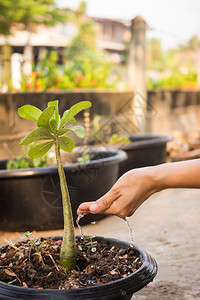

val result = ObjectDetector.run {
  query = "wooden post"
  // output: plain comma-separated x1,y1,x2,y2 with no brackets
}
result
23,29,33,76
38,46,46,61
128,16,148,133
2,43,12,91
23,44,33,76
197,43,200,88
83,111,90,145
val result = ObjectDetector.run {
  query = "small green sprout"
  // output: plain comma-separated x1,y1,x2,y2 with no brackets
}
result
77,150,90,163
20,231,44,249
108,134,130,145
20,231,33,239
18,100,91,270
84,236,98,249
7,145,51,170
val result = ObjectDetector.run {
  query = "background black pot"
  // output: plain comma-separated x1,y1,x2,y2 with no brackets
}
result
117,134,171,177
0,236,157,300
0,149,127,231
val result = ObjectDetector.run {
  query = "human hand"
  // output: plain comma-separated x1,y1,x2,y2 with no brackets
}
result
77,167,158,218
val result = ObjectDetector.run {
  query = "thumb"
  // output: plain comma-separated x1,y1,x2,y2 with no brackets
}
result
89,195,112,214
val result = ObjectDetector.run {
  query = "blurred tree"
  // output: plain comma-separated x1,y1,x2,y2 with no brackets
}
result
14,0,68,29
76,1,86,15
0,0,18,90
0,0,68,88
0,0,68,34
146,38,165,71
187,35,199,51
15,0,68,76
0,1,16,35
64,1,115,88
164,49,179,71
146,35,200,88
65,19,96,60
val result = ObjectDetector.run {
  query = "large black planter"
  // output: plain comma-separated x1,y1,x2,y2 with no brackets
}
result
0,236,157,300
118,134,171,177
0,149,127,231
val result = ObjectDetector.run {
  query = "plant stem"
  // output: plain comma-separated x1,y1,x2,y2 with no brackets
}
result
55,140,77,270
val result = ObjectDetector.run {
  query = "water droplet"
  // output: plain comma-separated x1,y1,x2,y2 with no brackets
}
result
91,247,97,253
76,214,85,238
87,279,97,285
124,217,134,246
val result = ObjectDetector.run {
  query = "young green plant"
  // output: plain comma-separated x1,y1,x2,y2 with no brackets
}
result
18,100,91,270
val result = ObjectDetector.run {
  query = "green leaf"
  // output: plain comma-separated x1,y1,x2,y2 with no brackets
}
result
60,111,76,126
18,105,42,122
20,128,54,146
57,126,85,138
69,117,76,123
69,126,85,138
57,128,70,136
28,141,54,159
37,106,55,132
60,101,91,128
50,119,58,133
59,136,75,153
48,100,60,129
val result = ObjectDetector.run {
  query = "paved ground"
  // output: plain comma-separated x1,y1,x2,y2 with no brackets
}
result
0,188,200,299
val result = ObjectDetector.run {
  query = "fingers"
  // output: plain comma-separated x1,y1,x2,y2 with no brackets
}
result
77,189,117,215
94,195,113,213
76,200,107,214
77,202,93,215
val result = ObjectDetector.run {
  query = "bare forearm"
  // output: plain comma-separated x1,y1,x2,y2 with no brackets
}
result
77,159,200,218
152,159,200,191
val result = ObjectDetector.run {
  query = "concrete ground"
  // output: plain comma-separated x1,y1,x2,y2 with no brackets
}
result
0,188,200,299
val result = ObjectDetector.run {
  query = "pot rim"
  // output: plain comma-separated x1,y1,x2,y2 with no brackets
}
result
0,149,127,179
114,134,172,150
0,235,157,295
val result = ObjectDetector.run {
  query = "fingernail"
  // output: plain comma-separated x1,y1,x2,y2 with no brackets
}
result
90,203,99,212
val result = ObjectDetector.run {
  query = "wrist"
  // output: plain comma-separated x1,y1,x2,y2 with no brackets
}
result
151,162,179,191
127,165,164,194
146,164,169,193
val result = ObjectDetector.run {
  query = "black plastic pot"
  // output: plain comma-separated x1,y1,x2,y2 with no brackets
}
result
118,134,171,177
0,149,127,231
0,236,157,300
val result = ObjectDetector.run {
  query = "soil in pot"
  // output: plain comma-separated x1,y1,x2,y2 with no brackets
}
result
0,236,157,300
0,236,142,289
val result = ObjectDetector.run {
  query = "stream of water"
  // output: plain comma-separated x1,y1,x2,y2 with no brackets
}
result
76,214,135,247
76,214,85,238
124,217,134,247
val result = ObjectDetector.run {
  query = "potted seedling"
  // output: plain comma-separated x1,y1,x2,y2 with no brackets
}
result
0,102,127,231
0,100,157,299
18,100,93,269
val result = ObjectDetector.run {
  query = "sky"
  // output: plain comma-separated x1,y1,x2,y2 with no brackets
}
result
57,0,200,50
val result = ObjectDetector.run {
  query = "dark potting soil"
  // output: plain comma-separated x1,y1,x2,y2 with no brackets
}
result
0,236,142,289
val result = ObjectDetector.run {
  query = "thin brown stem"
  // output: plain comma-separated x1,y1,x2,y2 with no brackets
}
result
55,140,77,270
